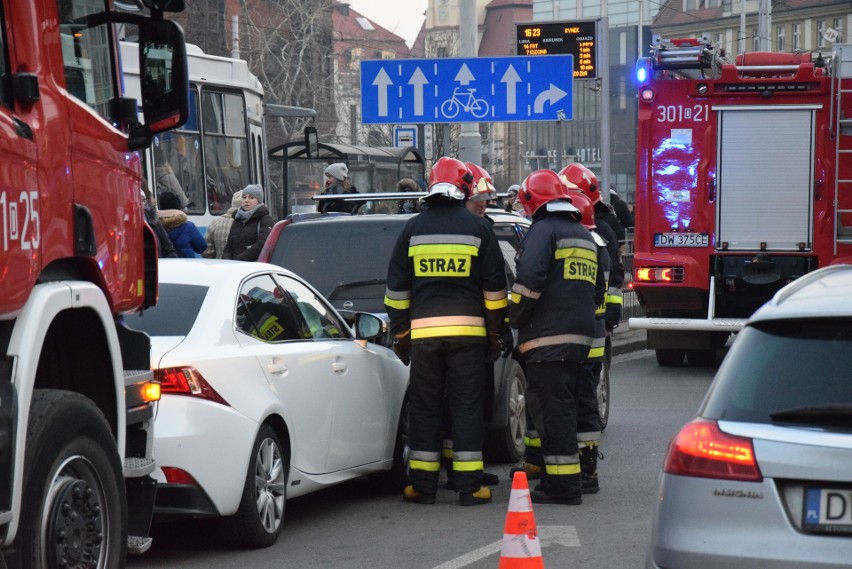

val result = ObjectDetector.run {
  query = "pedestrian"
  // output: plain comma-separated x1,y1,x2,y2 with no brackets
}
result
203,192,243,259
504,184,521,214
223,184,274,261
157,191,206,258
510,169,603,505
464,162,497,218
154,143,189,209
385,156,511,506
609,184,633,229
318,162,359,214
396,177,421,214
564,190,609,495
141,180,178,258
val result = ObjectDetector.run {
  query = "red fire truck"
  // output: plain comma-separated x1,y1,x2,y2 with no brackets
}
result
629,37,852,366
0,1,188,566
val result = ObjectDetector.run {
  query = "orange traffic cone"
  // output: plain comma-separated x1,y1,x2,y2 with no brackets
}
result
498,471,545,569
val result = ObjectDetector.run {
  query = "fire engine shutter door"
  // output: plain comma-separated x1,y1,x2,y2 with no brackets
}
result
716,107,815,251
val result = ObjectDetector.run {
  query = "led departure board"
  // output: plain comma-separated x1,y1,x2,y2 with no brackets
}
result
516,21,598,79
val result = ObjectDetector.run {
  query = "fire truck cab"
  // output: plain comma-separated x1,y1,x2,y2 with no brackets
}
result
630,36,852,366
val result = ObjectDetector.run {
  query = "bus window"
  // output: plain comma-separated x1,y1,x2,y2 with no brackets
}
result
153,88,203,214
203,90,249,214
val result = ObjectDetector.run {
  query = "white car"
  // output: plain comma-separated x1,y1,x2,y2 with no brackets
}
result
125,259,409,548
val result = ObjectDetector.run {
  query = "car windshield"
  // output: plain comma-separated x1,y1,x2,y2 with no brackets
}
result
702,319,852,427
124,283,208,337
269,219,404,301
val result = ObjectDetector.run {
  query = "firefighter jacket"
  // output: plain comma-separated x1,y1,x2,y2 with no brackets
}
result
593,219,624,330
510,211,604,363
384,200,509,342
588,230,610,361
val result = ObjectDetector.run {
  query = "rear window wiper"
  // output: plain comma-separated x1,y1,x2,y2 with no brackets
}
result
328,279,386,299
770,405,852,428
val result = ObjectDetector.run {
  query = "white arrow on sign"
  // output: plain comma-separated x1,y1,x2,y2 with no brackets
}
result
372,68,393,117
533,83,568,114
408,67,429,116
501,64,522,115
454,63,475,86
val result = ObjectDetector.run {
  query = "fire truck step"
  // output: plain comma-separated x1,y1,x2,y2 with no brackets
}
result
127,535,153,555
124,456,156,478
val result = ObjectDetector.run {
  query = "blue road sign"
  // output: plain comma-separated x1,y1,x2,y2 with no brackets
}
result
360,55,573,125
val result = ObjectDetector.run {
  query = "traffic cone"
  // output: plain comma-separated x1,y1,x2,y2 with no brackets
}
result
498,471,545,569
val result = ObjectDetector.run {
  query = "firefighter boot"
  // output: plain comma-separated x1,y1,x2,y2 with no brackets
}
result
459,486,492,506
402,485,436,505
580,444,603,494
509,462,543,481
446,471,499,490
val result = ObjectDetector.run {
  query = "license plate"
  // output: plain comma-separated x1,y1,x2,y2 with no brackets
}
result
803,487,852,534
654,232,709,247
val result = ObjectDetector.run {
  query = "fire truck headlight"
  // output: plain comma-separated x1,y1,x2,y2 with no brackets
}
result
640,88,655,103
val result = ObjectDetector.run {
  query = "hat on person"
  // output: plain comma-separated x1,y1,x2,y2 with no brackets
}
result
507,184,520,197
158,191,181,211
242,184,264,202
230,192,244,208
324,162,349,181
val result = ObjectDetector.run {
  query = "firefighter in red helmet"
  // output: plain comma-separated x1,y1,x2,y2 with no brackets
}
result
464,162,497,218
385,156,511,506
510,169,604,505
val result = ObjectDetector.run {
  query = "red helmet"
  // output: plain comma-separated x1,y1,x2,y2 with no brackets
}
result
464,162,497,202
559,163,600,204
427,157,474,200
518,169,578,218
567,190,596,230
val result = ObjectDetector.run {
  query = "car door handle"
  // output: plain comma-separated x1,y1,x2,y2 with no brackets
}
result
267,363,288,375
331,361,347,373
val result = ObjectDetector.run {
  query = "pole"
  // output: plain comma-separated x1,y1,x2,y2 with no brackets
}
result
231,15,240,59
739,0,746,54
758,0,771,51
637,0,644,58
599,3,611,202
457,0,482,164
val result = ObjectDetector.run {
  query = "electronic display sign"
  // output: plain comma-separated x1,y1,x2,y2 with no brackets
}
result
516,20,597,79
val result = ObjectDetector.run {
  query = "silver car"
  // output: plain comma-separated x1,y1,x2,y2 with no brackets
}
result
647,264,852,568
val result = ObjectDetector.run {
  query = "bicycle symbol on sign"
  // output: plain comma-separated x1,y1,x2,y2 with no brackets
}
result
440,87,490,119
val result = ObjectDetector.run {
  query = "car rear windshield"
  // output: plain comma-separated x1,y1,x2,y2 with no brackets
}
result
124,283,208,337
268,219,405,300
702,319,852,426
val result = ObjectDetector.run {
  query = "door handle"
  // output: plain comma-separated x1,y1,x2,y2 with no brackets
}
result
267,363,287,375
331,361,347,373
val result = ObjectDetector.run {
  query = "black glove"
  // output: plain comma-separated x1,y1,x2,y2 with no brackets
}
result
487,334,503,363
501,328,514,357
393,331,411,366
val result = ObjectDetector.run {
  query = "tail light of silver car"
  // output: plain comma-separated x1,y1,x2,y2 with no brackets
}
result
155,366,230,406
663,418,762,482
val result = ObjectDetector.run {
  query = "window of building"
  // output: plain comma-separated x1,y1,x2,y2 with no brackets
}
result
776,25,785,52
619,31,626,65
714,32,722,49
792,23,801,51
355,17,374,31
818,20,826,48
834,18,844,42
436,46,449,58
752,29,759,52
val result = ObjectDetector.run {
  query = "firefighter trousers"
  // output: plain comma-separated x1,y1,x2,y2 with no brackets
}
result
525,360,582,498
577,360,602,444
408,339,487,495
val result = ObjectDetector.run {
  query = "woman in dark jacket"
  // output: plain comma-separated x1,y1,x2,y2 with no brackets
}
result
223,184,274,261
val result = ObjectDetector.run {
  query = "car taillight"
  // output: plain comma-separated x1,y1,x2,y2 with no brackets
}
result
663,418,762,482
161,467,199,486
635,266,685,283
155,367,230,406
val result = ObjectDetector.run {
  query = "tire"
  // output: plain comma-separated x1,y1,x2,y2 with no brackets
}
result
485,359,526,463
18,390,127,569
598,335,612,431
656,348,686,367
221,424,287,549
369,395,410,492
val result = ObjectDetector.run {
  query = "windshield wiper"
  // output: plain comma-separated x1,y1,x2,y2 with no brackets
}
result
770,404,852,427
328,278,386,299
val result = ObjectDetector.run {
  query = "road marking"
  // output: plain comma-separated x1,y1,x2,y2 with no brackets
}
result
432,526,579,569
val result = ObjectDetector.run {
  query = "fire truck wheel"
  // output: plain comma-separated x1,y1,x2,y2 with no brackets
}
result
19,390,126,569
220,424,287,549
687,349,717,367
655,349,686,367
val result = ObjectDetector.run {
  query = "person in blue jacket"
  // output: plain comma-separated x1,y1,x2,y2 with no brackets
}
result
157,191,207,258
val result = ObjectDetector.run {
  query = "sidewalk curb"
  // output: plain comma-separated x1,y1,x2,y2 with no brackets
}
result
611,327,646,357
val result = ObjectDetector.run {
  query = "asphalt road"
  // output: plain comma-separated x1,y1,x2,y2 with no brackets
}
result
129,348,718,569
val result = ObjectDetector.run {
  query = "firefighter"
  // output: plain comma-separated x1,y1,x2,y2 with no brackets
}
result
560,163,624,333
510,169,603,505
464,162,498,218
385,156,511,506
565,189,609,494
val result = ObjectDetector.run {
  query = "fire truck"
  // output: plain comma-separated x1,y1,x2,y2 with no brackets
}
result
629,36,852,367
0,1,188,567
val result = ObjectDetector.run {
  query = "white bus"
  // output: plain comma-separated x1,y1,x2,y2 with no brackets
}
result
121,41,267,232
